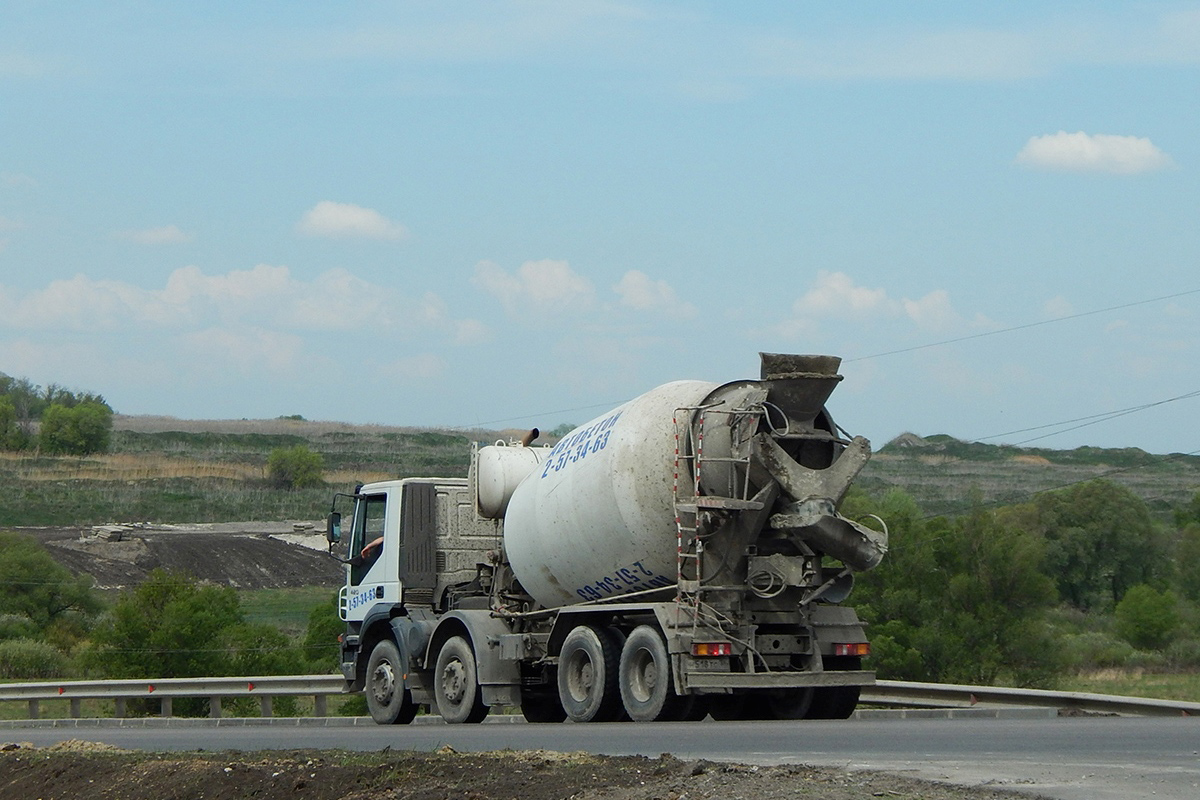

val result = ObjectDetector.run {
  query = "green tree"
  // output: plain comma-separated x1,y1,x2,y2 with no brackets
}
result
1114,584,1180,650
85,570,243,680
38,401,114,455
1176,524,1200,603
0,532,101,630
0,396,30,450
1009,479,1167,611
84,570,307,716
302,592,344,673
1176,491,1200,528
267,444,324,489
846,489,1060,686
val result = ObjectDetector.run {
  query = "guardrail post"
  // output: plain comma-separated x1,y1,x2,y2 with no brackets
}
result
114,698,126,718
160,696,172,717
70,698,81,718
209,696,222,719
27,699,38,720
314,695,327,717
259,696,273,718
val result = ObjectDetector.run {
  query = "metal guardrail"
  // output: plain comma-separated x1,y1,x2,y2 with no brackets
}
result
868,680,1200,717
1,675,1197,720
0,675,346,720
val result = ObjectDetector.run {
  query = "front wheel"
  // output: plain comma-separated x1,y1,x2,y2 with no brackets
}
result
434,635,489,723
618,625,693,722
364,639,417,725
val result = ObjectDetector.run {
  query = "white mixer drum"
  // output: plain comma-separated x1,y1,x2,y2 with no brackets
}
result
502,380,718,608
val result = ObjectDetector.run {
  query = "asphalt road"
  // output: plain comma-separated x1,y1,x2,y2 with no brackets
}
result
8,715,1199,799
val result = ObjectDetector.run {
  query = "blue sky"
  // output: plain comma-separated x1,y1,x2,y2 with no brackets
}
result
2,2,1198,453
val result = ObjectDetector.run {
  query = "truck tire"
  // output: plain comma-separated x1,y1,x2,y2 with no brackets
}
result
434,635,489,724
757,687,814,720
364,639,418,725
618,625,694,722
557,625,622,723
807,656,861,719
520,690,567,723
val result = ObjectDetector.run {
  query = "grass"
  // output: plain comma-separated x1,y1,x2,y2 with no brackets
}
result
1058,669,1200,703
238,586,336,638
0,415,485,527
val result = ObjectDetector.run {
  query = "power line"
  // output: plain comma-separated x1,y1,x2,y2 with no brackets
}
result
973,390,1200,446
845,287,1200,363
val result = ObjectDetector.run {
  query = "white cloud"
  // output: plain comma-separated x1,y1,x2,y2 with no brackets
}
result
381,353,445,381
183,327,303,375
0,216,25,231
296,201,408,240
1015,131,1173,174
754,27,1042,82
778,271,969,338
1,172,37,188
0,52,46,79
1043,296,1075,318
613,270,696,318
0,265,462,335
473,259,594,316
114,224,194,245
902,290,960,330
793,271,891,317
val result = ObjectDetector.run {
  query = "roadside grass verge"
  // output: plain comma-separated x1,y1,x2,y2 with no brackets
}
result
1058,669,1200,703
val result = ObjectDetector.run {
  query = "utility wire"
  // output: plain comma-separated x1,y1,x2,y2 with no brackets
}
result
845,287,1200,363
972,390,1200,447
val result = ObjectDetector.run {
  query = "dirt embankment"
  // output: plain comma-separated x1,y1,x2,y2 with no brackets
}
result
0,743,1043,800
17,524,342,590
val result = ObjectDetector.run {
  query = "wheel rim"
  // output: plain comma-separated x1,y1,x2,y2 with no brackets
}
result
565,651,596,703
441,659,467,704
370,660,395,705
628,647,655,703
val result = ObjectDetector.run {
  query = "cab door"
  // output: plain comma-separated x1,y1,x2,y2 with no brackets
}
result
342,490,398,622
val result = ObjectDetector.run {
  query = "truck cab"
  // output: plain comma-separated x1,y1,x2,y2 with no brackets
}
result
330,477,513,723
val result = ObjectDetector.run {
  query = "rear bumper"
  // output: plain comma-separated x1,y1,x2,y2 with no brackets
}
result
684,669,875,690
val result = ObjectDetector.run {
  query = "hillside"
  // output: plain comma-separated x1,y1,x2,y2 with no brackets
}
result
865,432,1200,518
3,416,1198,532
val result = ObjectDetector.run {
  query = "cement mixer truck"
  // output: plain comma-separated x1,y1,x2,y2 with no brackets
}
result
326,353,887,724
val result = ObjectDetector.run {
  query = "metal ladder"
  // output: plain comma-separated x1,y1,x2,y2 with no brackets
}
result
671,404,764,634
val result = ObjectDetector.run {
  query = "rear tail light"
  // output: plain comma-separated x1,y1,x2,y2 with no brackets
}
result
834,642,870,657
692,642,733,657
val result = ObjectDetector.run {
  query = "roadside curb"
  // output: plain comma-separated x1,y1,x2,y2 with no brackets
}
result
0,707,1059,729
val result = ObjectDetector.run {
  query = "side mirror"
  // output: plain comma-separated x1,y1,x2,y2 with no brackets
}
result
326,512,342,543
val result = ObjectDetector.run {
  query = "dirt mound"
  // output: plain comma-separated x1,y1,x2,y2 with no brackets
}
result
19,525,342,590
0,747,1041,800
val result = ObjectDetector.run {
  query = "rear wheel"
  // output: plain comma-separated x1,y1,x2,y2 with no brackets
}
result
761,687,815,720
558,625,623,722
364,639,417,725
619,625,693,721
807,656,862,719
706,694,749,721
434,635,489,724
520,691,567,723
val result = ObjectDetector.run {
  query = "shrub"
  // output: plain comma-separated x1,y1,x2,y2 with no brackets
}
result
0,638,64,680
1060,631,1136,671
38,401,113,455
267,445,324,489
1115,584,1180,650
302,592,343,674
